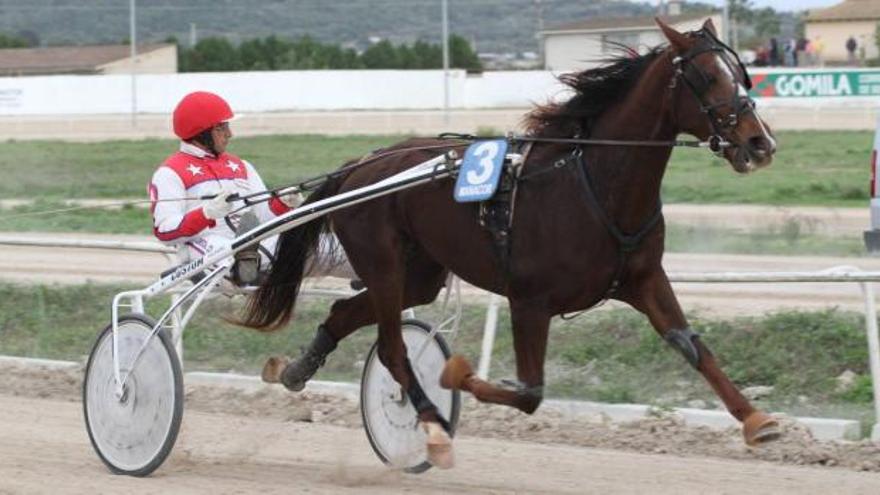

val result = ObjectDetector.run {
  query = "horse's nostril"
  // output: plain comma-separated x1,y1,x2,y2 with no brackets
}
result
748,136,775,156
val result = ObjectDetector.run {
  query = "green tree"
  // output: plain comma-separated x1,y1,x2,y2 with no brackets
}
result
282,36,333,69
752,7,781,39
727,0,754,49
362,39,400,68
239,35,292,70
182,37,240,72
411,40,442,68
449,34,482,71
0,33,31,48
321,45,362,69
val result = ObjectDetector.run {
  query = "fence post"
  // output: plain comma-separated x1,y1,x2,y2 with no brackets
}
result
477,294,500,380
859,282,880,442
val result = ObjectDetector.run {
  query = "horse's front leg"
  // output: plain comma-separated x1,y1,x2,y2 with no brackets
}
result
441,299,550,414
623,268,781,446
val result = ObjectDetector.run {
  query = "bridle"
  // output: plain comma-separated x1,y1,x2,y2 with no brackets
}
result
670,28,757,153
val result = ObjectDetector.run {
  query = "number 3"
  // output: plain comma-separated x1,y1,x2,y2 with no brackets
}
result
467,141,499,185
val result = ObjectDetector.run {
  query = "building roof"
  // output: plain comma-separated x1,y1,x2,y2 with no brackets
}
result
543,13,710,34
0,43,171,76
807,0,880,22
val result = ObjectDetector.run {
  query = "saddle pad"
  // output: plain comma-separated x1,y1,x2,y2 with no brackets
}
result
454,139,508,203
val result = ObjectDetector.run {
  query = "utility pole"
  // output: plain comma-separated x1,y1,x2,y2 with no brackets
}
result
129,0,137,127
722,1,731,45
441,0,450,124
535,0,544,68
189,23,197,47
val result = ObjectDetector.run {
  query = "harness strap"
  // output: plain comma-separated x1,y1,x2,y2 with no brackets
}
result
570,148,663,297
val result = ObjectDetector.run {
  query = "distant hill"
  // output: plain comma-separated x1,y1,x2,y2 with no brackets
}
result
0,0,659,55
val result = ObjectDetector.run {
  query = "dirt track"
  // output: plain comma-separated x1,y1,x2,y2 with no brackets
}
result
2,231,880,317
3,360,880,495
5,395,880,495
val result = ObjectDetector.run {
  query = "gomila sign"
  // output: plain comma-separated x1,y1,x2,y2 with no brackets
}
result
750,70,880,98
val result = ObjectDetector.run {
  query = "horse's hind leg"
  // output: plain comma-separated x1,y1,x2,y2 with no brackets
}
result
624,269,780,446
264,248,447,391
442,299,551,414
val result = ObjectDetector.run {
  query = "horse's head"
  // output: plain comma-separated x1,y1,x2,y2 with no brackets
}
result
657,18,776,173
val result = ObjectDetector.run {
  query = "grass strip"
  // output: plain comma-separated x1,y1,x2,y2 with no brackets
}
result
0,131,873,207
0,282,873,427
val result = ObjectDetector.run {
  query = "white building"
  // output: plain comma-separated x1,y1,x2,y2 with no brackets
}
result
540,12,723,71
805,0,880,64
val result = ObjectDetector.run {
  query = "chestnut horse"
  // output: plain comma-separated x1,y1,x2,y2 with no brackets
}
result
243,19,779,467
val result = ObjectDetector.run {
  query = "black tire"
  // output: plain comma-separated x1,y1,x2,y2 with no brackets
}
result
360,319,461,474
83,313,184,476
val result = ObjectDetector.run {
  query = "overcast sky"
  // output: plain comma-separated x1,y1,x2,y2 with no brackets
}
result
695,0,840,11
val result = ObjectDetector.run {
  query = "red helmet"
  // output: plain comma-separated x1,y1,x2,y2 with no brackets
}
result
172,91,235,140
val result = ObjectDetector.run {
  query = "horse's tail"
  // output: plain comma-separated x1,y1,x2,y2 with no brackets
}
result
239,177,343,331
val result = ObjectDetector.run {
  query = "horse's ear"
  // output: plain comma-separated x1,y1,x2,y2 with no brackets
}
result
655,17,690,52
702,18,718,37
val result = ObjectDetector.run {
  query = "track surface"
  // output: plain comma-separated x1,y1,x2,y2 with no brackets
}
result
2,394,879,495
2,231,879,316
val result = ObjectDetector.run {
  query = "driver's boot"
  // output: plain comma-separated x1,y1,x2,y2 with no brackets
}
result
233,211,261,286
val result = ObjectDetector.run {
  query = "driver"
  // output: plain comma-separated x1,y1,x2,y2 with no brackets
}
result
148,91,303,285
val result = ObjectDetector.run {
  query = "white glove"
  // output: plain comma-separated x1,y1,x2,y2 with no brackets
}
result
202,190,234,220
279,190,305,209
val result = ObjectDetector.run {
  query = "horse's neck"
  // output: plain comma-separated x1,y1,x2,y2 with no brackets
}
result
586,57,678,233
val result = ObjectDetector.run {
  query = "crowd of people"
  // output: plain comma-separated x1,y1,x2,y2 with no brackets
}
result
753,35,864,68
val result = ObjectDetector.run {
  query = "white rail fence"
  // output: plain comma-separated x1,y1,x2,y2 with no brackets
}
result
1,235,878,440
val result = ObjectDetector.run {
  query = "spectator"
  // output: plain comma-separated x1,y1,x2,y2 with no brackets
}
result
846,36,858,66
755,45,770,67
769,37,780,66
796,37,808,67
814,36,826,67
784,38,796,67
805,38,816,66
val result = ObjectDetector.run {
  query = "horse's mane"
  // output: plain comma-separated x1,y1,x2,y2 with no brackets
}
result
525,45,667,138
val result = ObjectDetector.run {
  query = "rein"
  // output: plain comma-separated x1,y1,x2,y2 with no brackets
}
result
438,132,732,154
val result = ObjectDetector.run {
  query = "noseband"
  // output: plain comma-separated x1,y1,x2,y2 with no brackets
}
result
670,29,756,154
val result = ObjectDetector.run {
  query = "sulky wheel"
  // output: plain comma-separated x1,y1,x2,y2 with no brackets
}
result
360,319,460,474
83,314,183,476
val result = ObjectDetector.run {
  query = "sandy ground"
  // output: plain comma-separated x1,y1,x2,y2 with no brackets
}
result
2,361,880,495
2,229,880,317
0,106,875,142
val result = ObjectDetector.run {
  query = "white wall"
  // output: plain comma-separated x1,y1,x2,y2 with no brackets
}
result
0,67,878,117
0,70,568,116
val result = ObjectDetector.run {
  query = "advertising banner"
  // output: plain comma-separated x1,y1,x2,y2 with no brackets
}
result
751,70,880,98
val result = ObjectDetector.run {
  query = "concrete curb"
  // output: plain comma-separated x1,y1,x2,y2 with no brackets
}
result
185,371,361,401
1,355,867,442
179,369,869,442
0,355,79,369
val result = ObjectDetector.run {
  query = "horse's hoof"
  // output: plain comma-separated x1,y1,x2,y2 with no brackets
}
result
743,411,781,446
261,356,289,384
440,355,474,390
423,421,454,470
